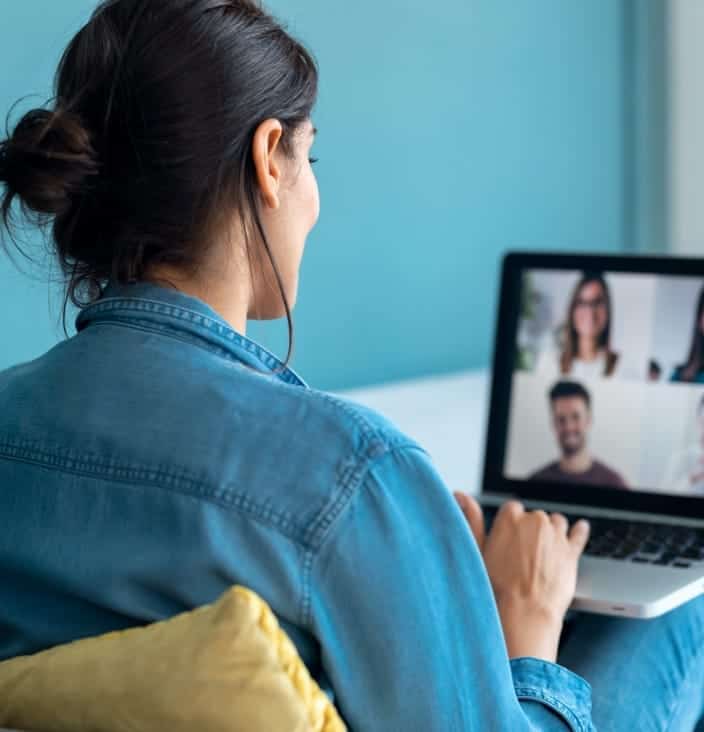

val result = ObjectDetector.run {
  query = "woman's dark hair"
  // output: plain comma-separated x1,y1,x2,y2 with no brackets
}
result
0,0,318,364
677,285,704,382
560,271,618,377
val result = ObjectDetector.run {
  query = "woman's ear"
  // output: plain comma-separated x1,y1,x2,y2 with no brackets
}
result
252,119,284,210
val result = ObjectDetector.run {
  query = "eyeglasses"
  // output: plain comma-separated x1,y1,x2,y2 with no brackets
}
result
575,297,607,310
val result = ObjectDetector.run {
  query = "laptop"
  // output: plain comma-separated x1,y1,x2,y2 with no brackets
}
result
480,251,704,618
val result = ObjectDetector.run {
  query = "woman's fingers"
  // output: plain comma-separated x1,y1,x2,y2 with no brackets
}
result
568,519,591,556
496,499,524,524
550,512,569,535
453,492,485,551
453,494,590,565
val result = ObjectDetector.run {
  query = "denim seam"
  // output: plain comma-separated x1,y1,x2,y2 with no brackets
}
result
87,317,302,386
85,318,270,377
300,448,377,628
300,550,315,629
0,442,311,547
302,443,434,630
79,296,305,385
315,391,380,441
303,438,421,549
303,449,374,549
301,447,380,629
514,686,587,731
311,390,396,440
85,319,252,369
301,441,426,625
663,639,704,732
80,297,231,333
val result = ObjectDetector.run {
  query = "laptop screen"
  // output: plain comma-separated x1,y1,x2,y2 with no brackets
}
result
503,266,704,499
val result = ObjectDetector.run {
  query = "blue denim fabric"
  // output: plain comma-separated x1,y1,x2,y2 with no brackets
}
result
558,596,704,731
0,281,597,730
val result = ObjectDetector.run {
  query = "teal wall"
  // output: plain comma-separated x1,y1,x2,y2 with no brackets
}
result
0,1,664,390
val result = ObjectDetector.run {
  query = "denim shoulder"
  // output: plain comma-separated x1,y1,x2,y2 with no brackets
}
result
215,380,421,550
0,338,422,552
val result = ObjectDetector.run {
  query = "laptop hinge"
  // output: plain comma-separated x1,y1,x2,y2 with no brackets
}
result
479,492,704,528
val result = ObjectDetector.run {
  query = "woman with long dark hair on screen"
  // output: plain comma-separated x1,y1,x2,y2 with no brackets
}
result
672,285,704,383
536,271,626,380
559,272,620,377
1,2,704,730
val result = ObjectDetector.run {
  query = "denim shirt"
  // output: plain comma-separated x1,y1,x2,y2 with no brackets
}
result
0,282,594,731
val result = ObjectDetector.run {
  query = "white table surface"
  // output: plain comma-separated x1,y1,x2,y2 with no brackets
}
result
340,369,490,494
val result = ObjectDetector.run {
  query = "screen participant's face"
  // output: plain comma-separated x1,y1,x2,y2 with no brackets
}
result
573,281,608,340
552,397,592,457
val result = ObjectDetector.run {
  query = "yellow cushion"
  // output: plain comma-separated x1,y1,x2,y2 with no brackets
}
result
0,586,346,732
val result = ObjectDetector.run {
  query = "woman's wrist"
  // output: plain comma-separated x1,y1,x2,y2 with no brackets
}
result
497,600,564,663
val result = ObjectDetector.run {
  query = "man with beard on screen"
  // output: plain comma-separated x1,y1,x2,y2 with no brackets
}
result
530,380,629,489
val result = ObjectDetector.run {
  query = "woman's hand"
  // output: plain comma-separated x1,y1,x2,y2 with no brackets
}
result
454,493,590,663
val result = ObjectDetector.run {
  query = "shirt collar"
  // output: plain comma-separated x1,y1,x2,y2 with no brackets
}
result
75,280,307,388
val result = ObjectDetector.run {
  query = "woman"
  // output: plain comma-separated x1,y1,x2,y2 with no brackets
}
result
672,286,704,383
537,272,622,380
0,2,703,729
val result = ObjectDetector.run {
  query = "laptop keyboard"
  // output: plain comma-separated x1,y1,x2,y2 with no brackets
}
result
481,506,704,569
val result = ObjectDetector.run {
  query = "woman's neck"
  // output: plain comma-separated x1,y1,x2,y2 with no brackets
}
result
577,337,601,362
147,261,251,335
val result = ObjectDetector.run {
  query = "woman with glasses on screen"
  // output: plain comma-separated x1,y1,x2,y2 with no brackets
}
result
0,1,703,730
537,272,626,380
560,273,620,378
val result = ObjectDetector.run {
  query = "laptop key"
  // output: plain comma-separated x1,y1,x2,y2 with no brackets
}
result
641,542,662,554
586,543,615,554
659,552,678,562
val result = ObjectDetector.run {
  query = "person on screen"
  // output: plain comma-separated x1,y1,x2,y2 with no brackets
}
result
648,359,662,382
536,272,622,379
659,394,704,494
530,381,629,488
671,285,704,383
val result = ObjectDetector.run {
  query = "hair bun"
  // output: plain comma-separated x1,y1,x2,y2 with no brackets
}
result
0,107,99,217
